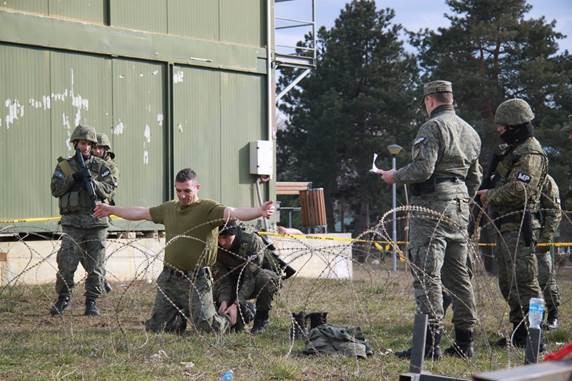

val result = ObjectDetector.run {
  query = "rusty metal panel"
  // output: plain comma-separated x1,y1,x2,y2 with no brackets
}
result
109,0,167,33
220,72,266,207
220,0,264,47
172,65,221,201
167,0,219,40
0,0,48,14
49,0,106,24
0,44,51,220
111,59,166,207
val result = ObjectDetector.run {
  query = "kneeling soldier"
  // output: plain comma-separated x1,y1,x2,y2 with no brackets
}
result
215,222,281,334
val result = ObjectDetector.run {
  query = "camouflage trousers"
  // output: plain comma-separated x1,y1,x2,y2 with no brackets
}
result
495,229,541,324
408,197,477,331
145,267,229,334
55,225,107,299
234,269,280,312
536,250,560,316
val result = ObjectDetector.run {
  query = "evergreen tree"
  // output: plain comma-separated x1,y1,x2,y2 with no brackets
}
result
277,0,418,232
410,0,572,183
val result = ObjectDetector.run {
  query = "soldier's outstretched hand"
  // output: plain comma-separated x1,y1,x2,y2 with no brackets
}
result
378,169,396,185
260,201,275,218
94,202,112,218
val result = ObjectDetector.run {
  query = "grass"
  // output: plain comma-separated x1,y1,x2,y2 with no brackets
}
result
0,261,571,380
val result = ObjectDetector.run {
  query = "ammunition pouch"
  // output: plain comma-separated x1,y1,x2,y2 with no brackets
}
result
59,188,96,215
410,176,465,196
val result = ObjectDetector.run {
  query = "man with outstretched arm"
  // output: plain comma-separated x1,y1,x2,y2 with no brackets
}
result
94,168,274,334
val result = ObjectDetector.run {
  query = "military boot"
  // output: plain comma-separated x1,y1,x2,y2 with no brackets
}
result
305,312,328,330
232,302,256,333
104,279,113,294
290,311,306,339
444,328,474,358
546,310,559,330
50,295,70,316
495,323,527,347
251,310,269,335
84,298,101,316
396,325,442,360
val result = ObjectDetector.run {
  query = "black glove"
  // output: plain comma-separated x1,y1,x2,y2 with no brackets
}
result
72,168,91,183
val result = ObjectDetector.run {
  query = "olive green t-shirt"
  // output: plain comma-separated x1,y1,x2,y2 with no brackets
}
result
149,199,226,271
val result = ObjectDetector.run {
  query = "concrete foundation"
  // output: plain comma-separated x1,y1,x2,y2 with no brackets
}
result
0,233,352,286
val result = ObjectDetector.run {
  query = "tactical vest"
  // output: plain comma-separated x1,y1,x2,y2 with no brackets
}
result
57,156,107,215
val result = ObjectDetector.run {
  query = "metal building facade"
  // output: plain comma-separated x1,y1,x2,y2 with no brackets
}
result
0,1,272,232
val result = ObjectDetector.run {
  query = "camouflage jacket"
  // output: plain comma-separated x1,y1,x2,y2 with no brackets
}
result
486,137,548,228
214,230,276,303
51,153,117,227
538,175,562,244
394,105,482,199
103,153,119,182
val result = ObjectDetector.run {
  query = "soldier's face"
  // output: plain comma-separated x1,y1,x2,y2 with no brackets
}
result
175,180,200,205
496,125,507,135
218,234,236,249
75,140,92,156
93,146,106,158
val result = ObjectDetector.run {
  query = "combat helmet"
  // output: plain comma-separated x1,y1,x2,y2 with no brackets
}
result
70,124,97,144
96,133,112,150
495,99,535,126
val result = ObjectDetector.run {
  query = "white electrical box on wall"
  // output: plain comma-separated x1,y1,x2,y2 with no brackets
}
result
249,140,273,176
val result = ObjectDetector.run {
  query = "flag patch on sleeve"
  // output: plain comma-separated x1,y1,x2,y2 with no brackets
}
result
516,172,531,183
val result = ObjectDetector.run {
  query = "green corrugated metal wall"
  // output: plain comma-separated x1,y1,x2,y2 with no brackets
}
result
0,1,273,231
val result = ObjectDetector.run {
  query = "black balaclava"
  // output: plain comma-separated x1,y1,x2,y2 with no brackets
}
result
500,122,534,145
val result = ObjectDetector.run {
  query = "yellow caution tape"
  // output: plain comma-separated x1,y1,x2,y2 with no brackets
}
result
259,231,572,248
1,219,571,249
0,216,126,224
0,216,61,224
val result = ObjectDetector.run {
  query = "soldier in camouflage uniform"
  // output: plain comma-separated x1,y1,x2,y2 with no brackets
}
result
378,80,481,359
215,221,281,334
93,133,118,294
93,168,275,334
50,125,117,316
477,98,547,348
537,175,562,329
94,133,119,183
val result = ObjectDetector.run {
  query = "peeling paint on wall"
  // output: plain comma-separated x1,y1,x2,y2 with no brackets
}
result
173,71,184,84
144,124,151,143
156,113,163,126
4,99,24,129
143,150,149,165
113,121,125,135
3,69,91,133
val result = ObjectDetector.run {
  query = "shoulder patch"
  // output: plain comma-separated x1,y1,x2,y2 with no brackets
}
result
413,137,427,145
53,168,65,179
101,169,110,178
59,160,74,177
516,171,532,184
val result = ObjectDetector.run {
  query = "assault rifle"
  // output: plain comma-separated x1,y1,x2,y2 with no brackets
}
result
75,149,97,209
256,232,297,280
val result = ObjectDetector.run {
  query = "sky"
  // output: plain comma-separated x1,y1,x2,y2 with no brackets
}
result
275,0,572,54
